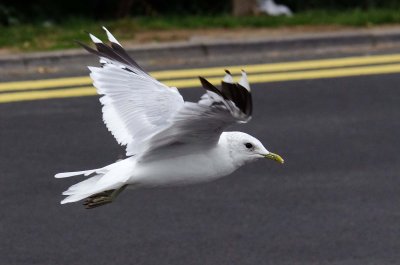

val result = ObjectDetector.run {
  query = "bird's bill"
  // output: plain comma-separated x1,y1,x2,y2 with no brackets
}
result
263,152,284,164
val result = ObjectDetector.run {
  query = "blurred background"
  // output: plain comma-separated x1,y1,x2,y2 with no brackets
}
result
2,0,400,22
1,1,400,265
2,0,400,52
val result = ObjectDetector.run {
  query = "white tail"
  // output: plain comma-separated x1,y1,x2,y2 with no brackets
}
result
55,169,97,178
57,158,134,204
61,175,103,204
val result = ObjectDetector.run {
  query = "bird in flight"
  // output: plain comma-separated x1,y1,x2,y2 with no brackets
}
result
55,27,284,209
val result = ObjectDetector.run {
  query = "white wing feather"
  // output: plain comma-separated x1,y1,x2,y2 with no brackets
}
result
82,29,251,159
84,29,184,155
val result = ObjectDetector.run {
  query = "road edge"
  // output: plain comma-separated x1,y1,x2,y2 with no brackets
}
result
2,27,400,70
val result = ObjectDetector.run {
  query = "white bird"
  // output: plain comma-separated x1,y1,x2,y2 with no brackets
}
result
257,0,292,16
55,27,284,209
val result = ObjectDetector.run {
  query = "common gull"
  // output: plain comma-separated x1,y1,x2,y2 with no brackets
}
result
55,27,284,209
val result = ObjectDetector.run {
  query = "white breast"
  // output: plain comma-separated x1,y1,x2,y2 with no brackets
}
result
129,145,236,187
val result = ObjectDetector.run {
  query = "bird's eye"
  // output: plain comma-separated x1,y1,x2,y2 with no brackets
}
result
245,143,253,149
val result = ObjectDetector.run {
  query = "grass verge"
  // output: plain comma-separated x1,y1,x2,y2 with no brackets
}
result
1,9,400,52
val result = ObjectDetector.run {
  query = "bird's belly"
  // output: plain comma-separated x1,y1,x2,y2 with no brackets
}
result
130,153,235,187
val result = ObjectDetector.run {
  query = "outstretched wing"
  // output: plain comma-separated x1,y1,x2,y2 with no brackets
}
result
79,27,184,155
139,70,253,162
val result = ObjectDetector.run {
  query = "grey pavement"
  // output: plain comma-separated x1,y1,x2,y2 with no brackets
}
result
4,25,400,82
1,63,400,264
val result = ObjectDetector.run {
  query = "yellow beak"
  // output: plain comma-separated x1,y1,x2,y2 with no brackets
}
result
263,152,284,164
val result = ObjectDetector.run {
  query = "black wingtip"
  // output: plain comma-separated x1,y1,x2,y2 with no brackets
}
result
84,28,150,74
199,76,223,96
224,69,231,75
75,40,99,54
200,75,253,119
220,81,252,118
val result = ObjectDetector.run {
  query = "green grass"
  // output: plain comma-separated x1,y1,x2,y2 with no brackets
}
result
2,8,400,52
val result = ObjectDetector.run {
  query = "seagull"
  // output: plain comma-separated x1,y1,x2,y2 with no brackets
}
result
257,0,293,16
55,27,284,209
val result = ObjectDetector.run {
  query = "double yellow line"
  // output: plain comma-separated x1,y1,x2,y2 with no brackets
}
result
2,53,400,103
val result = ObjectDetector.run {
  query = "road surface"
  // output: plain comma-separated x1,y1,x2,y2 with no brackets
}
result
1,54,400,265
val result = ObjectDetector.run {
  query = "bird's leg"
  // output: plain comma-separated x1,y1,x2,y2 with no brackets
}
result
83,185,128,209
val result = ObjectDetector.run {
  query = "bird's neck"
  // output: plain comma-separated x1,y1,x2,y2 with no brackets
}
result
218,133,247,169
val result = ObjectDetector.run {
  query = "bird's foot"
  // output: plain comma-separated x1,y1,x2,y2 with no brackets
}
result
83,185,128,209
83,191,114,209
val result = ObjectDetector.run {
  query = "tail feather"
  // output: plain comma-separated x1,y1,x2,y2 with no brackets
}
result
60,174,115,204
60,174,121,204
58,158,134,205
61,193,94,204
62,175,103,195
55,169,97,178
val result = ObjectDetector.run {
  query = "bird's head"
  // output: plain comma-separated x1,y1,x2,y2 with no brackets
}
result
222,132,284,167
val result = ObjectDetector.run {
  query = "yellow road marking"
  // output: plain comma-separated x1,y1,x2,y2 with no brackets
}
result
0,87,94,103
0,76,91,92
153,53,400,79
164,63,400,87
3,53,400,92
2,62,400,103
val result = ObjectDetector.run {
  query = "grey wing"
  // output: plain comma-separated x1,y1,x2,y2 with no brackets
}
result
138,70,253,162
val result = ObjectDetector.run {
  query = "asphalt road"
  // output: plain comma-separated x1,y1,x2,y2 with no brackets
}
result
1,66,400,264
